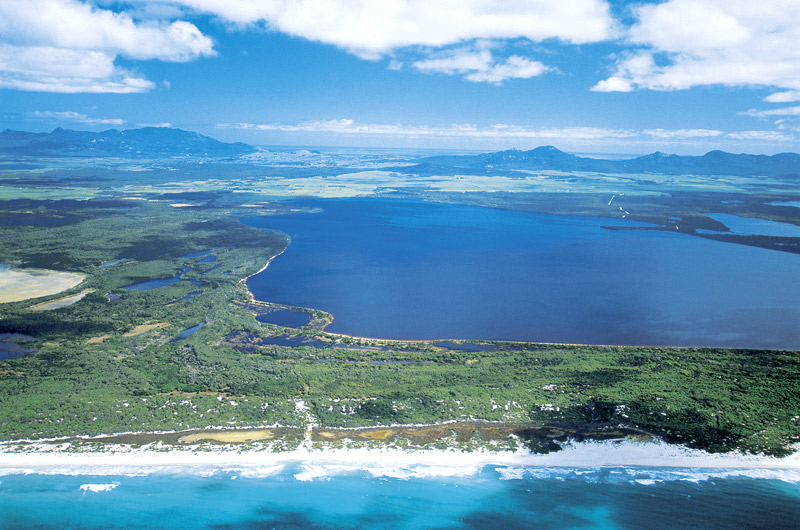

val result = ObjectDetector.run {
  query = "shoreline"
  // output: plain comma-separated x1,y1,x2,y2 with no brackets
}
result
2,439,799,480
2,421,799,480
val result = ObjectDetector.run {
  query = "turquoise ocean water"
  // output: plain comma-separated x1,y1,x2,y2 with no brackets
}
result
2,463,799,529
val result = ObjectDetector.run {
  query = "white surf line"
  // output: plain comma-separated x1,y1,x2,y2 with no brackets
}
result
80,483,119,494
2,441,799,480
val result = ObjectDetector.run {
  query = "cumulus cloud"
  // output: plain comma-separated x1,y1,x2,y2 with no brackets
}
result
0,45,154,93
592,0,800,94
411,48,549,84
176,0,616,58
0,0,214,60
0,0,214,93
26,110,125,125
764,91,800,103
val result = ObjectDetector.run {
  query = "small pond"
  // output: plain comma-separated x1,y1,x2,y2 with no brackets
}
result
258,335,328,348
99,258,126,268
0,333,36,360
122,266,193,291
179,291,200,302
172,322,205,342
256,310,313,328
432,341,499,352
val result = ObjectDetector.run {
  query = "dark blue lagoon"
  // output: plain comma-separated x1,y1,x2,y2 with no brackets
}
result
243,198,800,349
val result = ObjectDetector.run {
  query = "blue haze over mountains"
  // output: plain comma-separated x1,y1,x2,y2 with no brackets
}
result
2,127,800,178
0,127,252,158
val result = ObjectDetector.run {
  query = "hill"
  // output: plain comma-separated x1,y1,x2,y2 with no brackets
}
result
0,127,255,158
411,146,800,178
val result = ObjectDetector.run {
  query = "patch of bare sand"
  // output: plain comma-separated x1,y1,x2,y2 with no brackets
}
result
179,430,275,443
30,289,95,311
0,266,85,303
88,334,111,344
357,429,394,440
123,322,170,337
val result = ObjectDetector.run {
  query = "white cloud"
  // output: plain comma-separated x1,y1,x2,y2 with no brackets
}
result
726,130,793,142
411,49,549,84
764,91,800,103
0,0,214,93
643,129,724,139
740,106,800,118
593,0,800,94
222,120,634,141
0,0,214,61
413,49,493,76
220,119,796,146
0,44,154,93
26,110,125,125
591,76,632,93
176,0,617,58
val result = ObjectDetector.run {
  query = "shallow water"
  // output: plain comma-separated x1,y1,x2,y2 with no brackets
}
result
699,213,800,237
172,322,204,341
243,198,800,349
1,465,798,530
0,333,35,360
769,201,800,209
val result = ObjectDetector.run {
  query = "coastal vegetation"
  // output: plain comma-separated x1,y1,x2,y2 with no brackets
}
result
0,187,797,456
0,140,799,456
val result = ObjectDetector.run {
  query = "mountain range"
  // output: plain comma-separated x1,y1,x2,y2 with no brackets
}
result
0,127,254,158
1,127,798,178
408,145,800,178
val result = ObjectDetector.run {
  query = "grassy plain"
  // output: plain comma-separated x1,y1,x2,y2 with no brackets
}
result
0,154,798,456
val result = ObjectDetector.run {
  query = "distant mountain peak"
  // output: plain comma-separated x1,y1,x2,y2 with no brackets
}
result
0,127,255,158
409,145,800,178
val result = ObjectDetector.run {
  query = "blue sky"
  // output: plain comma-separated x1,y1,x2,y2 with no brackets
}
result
1,0,799,154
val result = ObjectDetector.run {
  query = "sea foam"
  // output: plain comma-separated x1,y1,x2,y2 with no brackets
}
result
80,483,119,493
1,440,799,483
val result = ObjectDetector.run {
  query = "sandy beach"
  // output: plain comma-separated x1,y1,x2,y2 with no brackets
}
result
2,439,799,480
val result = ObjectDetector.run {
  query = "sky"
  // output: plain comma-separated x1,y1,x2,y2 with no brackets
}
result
1,0,800,155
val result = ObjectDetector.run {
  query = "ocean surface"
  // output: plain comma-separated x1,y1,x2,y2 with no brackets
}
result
243,198,800,349
2,459,799,529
